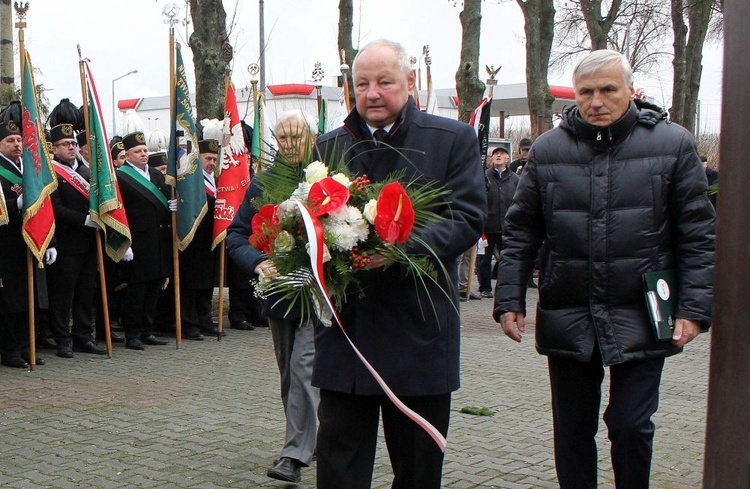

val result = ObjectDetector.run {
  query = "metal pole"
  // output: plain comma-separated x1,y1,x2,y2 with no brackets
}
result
259,0,265,92
111,70,137,136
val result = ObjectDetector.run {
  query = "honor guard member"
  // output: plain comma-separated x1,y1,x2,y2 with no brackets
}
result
0,120,55,368
47,123,106,357
178,139,221,340
116,131,175,350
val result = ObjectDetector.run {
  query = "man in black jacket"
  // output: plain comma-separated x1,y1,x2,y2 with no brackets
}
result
494,50,715,489
47,123,106,357
313,39,485,488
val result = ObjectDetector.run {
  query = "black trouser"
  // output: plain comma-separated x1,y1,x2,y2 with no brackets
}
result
228,285,264,326
0,311,26,359
120,279,161,340
180,287,213,332
316,389,450,489
47,252,97,346
548,348,665,489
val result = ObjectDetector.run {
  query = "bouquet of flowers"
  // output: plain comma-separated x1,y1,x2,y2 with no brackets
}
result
248,156,451,323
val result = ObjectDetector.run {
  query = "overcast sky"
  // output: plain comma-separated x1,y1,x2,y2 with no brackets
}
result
12,0,723,132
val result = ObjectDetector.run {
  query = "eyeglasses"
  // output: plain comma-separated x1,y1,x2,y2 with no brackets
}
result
54,141,78,148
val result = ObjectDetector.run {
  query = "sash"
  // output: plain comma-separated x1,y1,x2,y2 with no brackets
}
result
118,165,169,208
204,174,216,198
0,163,22,186
53,161,90,199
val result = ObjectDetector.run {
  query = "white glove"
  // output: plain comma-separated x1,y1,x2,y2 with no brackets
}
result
44,247,57,265
16,194,23,210
122,247,134,262
84,215,101,229
168,199,178,212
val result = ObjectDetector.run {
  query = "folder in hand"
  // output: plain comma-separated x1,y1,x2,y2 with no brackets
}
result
643,270,678,342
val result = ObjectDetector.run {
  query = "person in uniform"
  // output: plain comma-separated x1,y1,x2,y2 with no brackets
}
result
116,131,174,350
0,120,54,368
47,123,106,357
178,139,221,341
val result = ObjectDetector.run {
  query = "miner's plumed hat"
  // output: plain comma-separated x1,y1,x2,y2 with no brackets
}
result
122,131,147,151
50,124,75,144
110,139,125,161
0,120,21,141
49,98,84,131
76,131,89,148
198,139,219,155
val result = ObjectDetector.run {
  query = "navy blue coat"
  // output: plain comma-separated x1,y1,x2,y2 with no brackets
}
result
312,100,486,396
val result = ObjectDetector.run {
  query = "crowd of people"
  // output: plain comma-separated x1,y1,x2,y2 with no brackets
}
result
1,40,716,489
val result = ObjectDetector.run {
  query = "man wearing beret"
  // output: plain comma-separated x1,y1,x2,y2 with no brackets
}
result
178,139,221,341
0,120,54,368
116,131,175,350
47,123,106,358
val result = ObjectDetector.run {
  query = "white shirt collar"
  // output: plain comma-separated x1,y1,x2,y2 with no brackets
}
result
125,161,150,181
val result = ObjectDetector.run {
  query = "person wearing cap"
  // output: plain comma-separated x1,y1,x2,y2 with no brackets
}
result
0,120,54,368
178,139,222,341
47,123,106,358
701,155,718,208
478,145,518,298
76,131,90,167
116,131,175,350
110,138,127,167
509,137,532,175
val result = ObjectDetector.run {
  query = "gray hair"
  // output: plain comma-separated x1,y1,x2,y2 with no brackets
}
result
352,39,412,78
573,49,634,86
274,109,319,136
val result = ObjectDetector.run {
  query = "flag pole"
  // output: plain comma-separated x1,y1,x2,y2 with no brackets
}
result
168,33,183,348
215,72,232,341
15,1,36,371
340,49,351,113
78,45,113,357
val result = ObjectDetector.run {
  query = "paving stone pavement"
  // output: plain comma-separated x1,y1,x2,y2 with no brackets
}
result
0,288,710,488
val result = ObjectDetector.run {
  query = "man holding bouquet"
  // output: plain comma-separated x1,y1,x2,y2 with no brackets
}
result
313,39,486,488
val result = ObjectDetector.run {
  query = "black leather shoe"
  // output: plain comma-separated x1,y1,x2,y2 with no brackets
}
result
2,355,29,369
57,345,75,358
230,321,255,331
37,337,57,349
74,341,107,355
267,457,301,483
125,338,145,350
183,329,204,341
97,331,125,344
22,352,45,365
141,334,169,346
201,326,227,337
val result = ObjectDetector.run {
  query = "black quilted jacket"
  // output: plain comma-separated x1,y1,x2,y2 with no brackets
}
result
493,101,715,366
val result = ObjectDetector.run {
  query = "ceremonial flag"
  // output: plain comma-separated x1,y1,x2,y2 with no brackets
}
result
329,97,348,131
425,84,440,116
0,180,7,227
250,92,275,167
168,44,207,251
211,82,250,249
318,98,327,135
469,95,492,160
83,60,132,261
20,51,56,262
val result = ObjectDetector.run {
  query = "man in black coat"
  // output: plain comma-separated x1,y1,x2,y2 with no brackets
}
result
0,120,54,368
178,139,221,341
313,39,486,488
477,145,518,298
494,50,715,489
46,123,106,358
116,131,173,350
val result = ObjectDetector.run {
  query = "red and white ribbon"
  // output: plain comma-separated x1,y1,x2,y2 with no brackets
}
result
294,201,447,453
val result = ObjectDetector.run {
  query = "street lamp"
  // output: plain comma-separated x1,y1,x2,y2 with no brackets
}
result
111,69,138,137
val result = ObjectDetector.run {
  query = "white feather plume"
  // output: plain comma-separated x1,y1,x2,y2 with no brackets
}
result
147,128,169,152
200,118,224,142
121,109,145,135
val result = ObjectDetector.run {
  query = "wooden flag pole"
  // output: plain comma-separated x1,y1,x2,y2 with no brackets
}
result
340,49,351,113
168,33,183,349
77,44,113,357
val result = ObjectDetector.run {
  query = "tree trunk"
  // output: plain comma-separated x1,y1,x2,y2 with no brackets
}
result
670,0,713,134
188,0,229,122
518,0,556,137
580,0,624,49
338,0,357,109
455,0,485,124
0,0,14,97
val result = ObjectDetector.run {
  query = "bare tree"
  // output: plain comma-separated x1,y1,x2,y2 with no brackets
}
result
188,0,230,121
454,0,485,123
338,0,357,109
670,0,714,133
517,0,556,136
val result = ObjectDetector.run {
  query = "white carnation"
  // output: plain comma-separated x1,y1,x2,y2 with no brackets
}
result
304,160,328,184
289,182,312,203
323,206,369,251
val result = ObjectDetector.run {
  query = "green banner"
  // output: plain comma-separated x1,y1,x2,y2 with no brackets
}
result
168,44,207,251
